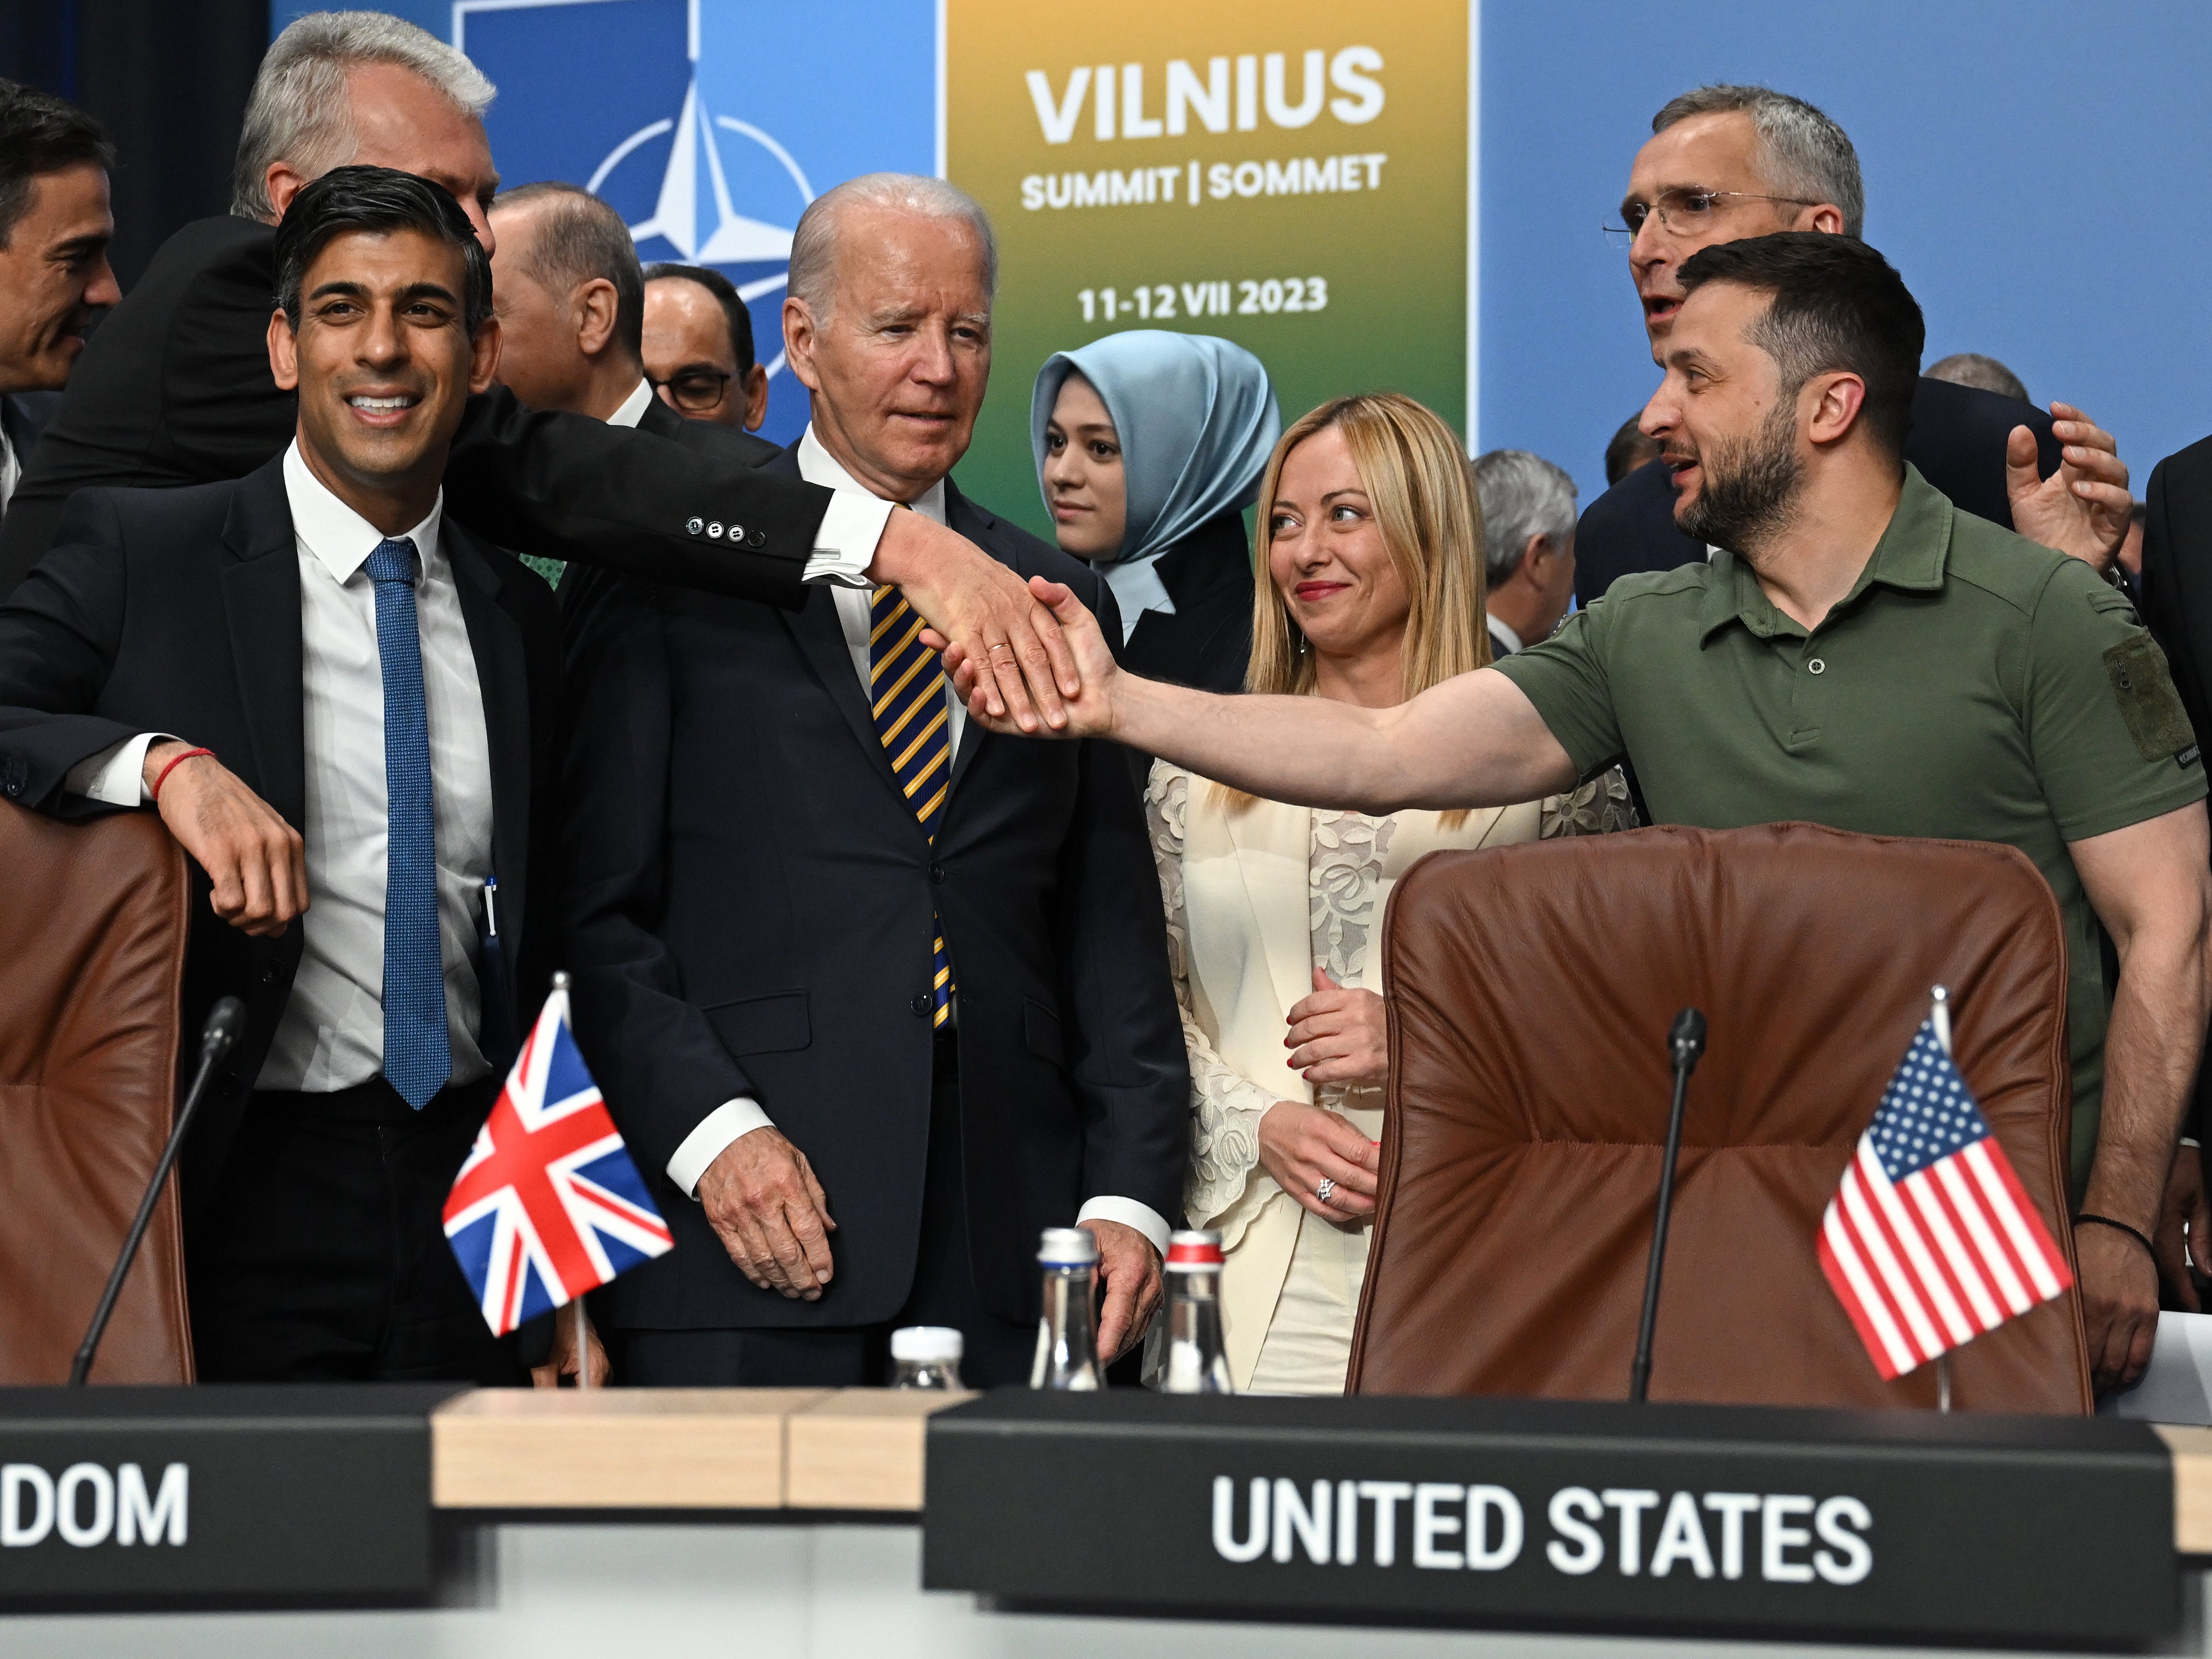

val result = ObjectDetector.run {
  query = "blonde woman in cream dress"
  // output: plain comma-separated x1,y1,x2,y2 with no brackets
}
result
1148,393,1630,1395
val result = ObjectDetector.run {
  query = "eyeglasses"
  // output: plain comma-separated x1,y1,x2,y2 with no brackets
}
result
650,368,735,413
1602,187,1822,244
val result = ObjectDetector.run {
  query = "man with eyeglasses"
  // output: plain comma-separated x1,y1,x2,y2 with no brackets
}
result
644,263,773,444
1574,84,2131,610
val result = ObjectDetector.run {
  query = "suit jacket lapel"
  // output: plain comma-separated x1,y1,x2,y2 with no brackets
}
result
448,524,530,949
218,457,307,830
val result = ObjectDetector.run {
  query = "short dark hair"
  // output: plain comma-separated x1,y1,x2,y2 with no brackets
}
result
643,261,756,376
0,79,114,248
1604,415,1661,485
274,164,492,334
1676,231,1923,458
495,181,644,362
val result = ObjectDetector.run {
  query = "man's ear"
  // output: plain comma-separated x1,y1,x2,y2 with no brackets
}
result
267,308,300,392
1805,370,1868,448
264,162,310,224
468,314,502,394
742,362,770,431
782,295,822,392
574,277,618,358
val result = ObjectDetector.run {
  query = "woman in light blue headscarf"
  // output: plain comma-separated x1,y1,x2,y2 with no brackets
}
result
1031,332,1280,695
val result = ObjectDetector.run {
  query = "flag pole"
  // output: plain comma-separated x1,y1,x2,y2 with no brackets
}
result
552,969,590,1396
1931,984,1954,1416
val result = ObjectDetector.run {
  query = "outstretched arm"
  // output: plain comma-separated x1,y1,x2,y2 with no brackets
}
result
941,577,1578,814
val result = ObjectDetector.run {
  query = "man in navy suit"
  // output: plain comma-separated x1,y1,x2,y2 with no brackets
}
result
0,79,119,531
0,167,566,1384
562,175,1188,1386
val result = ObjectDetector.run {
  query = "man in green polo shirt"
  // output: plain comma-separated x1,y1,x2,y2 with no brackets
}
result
944,233,2211,1396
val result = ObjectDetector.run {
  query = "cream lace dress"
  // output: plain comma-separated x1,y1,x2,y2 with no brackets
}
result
1149,764,1632,1394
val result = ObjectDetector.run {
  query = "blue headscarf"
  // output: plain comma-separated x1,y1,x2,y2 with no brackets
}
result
1031,331,1280,640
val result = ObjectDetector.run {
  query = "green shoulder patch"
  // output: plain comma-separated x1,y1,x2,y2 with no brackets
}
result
2103,634,2195,761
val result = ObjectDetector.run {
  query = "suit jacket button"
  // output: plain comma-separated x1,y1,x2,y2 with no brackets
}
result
1,778,17,797
685,516,704,536
259,964,280,986
747,529,767,549
929,862,947,884
707,521,725,539
909,993,932,1018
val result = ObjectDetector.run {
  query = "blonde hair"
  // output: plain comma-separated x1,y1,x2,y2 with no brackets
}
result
1226,391,1489,817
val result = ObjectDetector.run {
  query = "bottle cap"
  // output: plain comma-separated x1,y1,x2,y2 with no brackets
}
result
891,1325,963,1363
1166,1229,1224,1269
1038,1226,1099,1266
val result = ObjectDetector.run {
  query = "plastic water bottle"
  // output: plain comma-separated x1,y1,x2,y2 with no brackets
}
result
889,1326,964,1390
1030,1227,1102,1390
1161,1230,1234,1394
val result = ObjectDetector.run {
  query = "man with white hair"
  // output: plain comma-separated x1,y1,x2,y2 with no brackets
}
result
1573,83,2129,609
0,12,1080,733
1474,448,1578,657
560,173,1188,1387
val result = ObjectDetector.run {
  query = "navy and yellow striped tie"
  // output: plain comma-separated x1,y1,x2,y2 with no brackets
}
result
870,584,953,1026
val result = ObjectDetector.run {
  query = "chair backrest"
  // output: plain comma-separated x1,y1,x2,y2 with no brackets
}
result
1349,822,2089,1413
0,801,193,1383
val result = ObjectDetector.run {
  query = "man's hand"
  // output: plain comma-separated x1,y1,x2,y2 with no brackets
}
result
1285,965,1390,1087
530,1302,612,1388
873,512,1077,734
940,576,1117,739
146,740,307,936
1082,1218,1162,1365
696,1126,837,1300
1258,1100,1382,1221
2007,402,2131,572
2155,1143,2211,1311
2075,1220,2160,1394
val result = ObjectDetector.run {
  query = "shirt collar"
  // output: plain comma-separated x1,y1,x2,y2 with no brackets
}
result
1486,613,1524,656
282,439,443,585
797,422,948,527
1696,464,1952,645
607,378,654,428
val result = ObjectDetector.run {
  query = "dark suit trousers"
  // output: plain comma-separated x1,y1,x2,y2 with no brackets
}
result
619,1029,1035,1388
188,1074,523,1384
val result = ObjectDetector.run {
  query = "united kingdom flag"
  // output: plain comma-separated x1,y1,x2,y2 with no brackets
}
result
443,983,674,1336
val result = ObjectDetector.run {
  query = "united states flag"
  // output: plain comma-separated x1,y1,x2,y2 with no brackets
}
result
1818,1020,2071,1381
443,986,674,1336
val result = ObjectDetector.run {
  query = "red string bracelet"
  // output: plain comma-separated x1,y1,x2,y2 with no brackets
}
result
150,746,214,802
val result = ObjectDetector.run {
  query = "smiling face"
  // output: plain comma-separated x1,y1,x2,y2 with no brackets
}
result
267,225,498,529
1623,112,1836,345
0,161,118,393
1638,279,1806,552
1041,372,1128,560
782,205,991,501
1265,422,1410,661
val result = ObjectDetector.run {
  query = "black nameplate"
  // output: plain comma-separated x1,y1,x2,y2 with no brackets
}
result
0,1385,461,1611
923,1392,2176,1648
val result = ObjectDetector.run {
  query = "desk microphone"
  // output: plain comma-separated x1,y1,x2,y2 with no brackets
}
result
69,996,246,1386
1628,1008,1706,1405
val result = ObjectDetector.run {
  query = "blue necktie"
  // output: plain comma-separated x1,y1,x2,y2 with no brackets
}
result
366,537,451,1109
869,584,953,1026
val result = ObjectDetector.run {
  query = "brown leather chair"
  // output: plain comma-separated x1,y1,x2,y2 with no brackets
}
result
0,799,194,1383
1349,821,2090,1413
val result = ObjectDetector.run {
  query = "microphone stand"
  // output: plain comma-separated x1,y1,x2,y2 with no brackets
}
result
69,996,245,1386
1629,1007,1707,1405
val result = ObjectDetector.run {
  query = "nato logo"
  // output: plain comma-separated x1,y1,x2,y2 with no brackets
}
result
457,0,936,444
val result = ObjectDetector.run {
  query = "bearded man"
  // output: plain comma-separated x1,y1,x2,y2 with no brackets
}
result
943,232,2212,1401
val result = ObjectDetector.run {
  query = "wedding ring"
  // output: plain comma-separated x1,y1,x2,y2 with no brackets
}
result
1316,1178,1336,1205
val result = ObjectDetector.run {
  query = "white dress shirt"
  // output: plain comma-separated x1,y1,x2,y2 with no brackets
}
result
66,443,497,1096
667,424,1171,1257
0,421,18,518
1485,613,1523,658
606,377,654,429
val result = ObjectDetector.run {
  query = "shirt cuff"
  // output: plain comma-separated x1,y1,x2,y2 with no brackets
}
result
665,1097,776,1199
1076,1196,1172,1258
63,732,173,806
802,492,895,589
